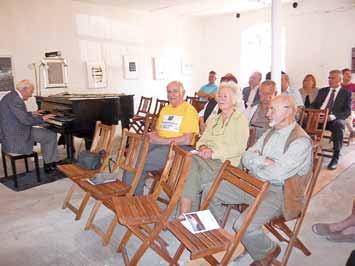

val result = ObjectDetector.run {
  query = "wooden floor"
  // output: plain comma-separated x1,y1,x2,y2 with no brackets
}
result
0,136,354,266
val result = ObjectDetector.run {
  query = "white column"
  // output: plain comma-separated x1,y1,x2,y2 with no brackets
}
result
271,0,282,94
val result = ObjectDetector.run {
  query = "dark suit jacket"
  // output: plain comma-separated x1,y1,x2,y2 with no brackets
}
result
0,91,44,154
311,87,351,120
242,86,260,108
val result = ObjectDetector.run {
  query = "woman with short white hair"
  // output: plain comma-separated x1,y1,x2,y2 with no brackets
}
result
180,81,249,214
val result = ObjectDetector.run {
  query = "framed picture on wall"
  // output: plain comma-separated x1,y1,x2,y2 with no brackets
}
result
0,56,15,91
181,59,192,75
86,61,107,88
123,55,139,79
153,57,167,80
41,58,68,88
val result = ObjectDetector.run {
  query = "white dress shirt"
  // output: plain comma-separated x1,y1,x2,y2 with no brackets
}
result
320,86,341,110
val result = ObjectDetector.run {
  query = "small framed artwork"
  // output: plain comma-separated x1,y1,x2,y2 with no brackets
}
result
41,58,68,88
123,55,139,79
153,57,167,80
0,56,15,91
86,61,107,88
181,59,192,75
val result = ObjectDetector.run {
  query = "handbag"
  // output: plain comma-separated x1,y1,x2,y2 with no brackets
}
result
76,149,106,170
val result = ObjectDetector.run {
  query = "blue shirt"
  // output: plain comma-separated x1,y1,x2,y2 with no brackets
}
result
199,83,218,101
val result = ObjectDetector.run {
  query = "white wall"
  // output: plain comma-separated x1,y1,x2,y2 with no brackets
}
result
197,0,355,89
0,0,203,110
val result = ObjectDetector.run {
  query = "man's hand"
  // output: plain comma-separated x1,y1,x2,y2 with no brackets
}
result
328,114,336,121
198,146,213,159
264,157,275,166
32,110,44,116
42,114,56,121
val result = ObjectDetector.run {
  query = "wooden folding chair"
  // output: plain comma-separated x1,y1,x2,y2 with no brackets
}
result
152,98,169,116
112,144,192,266
60,121,116,220
75,130,150,245
221,155,323,266
186,96,206,113
269,154,323,266
129,96,153,134
299,108,329,157
248,126,257,149
167,160,270,266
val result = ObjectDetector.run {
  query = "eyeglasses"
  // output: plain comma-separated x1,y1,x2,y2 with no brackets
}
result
267,106,290,113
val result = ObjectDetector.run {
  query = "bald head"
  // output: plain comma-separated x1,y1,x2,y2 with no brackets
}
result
266,95,296,128
16,79,35,101
249,71,262,88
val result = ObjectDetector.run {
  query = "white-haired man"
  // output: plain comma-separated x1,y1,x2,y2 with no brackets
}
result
124,80,199,195
0,80,59,172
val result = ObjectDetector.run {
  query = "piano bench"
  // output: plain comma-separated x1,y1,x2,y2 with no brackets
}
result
1,151,41,188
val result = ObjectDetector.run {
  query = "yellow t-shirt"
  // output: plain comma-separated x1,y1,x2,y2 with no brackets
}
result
156,102,199,138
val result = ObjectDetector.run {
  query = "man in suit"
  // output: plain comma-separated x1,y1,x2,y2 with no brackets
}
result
311,70,352,170
0,80,60,172
243,71,262,109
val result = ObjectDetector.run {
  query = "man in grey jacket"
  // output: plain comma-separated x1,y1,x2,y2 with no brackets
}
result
0,80,59,172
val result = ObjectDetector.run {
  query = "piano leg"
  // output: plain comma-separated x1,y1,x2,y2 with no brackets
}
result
64,133,75,161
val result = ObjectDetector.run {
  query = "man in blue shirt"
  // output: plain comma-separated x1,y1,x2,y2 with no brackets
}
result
197,71,218,101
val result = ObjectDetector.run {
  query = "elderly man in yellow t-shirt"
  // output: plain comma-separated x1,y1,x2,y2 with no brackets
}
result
124,80,199,195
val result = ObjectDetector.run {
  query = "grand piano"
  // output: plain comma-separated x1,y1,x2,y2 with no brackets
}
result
36,93,134,160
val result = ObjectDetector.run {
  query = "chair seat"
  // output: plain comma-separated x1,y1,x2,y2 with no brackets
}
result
113,195,162,226
58,163,98,179
77,179,131,200
168,219,233,260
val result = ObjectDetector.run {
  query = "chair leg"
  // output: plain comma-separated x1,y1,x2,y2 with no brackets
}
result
10,159,18,188
102,217,118,246
62,184,76,209
75,192,91,220
24,158,29,172
85,200,102,230
275,223,311,256
2,152,8,178
34,153,41,183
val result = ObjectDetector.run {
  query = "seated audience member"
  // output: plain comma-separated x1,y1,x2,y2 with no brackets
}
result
342,68,355,137
123,80,199,195
196,70,218,101
247,80,276,139
313,200,355,242
198,73,239,134
205,95,312,266
0,80,60,173
281,73,304,107
180,80,249,214
347,250,355,266
243,71,262,109
299,74,318,108
311,69,352,170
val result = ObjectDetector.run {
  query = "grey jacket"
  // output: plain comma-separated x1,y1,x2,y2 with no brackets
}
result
0,91,44,154
242,86,260,108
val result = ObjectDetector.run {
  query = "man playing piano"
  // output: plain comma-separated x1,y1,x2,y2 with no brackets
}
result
0,80,60,173
124,80,199,195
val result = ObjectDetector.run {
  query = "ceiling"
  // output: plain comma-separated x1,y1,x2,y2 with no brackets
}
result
75,0,294,16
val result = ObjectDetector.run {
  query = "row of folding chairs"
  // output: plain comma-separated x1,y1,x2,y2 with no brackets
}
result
58,119,323,266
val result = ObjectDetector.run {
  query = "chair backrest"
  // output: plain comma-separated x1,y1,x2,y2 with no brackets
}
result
152,144,192,217
201,160,270,264
279,154,323,266
112,129,150,195
136,96,153,116
90,121,116,153
152,98,169,116
186,96,206,113
247,127,257,149
299,108,329,142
